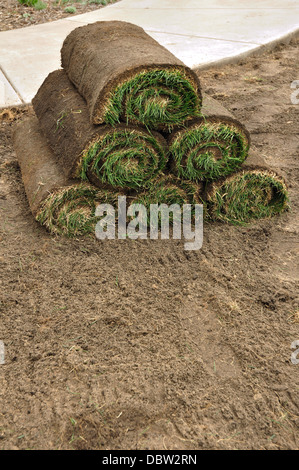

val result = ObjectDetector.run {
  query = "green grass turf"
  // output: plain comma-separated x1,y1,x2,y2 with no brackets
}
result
36,183,118,236
79,128,167,190
207,170,289,224
133,175,205,225
169,120,250,181
103,69,201,131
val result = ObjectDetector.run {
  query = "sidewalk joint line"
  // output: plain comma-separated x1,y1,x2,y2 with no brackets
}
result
0,64,25,105
146,31,261,46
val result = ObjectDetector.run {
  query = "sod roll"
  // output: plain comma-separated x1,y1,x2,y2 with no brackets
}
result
32,70,167,190
13,116,118,236
132,174,204,226
206,151,289,224
61,21,202,130
135,174,204,207
168,94,250,181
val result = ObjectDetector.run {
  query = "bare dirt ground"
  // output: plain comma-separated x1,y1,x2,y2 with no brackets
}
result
0,0,118,31
0,37,298,450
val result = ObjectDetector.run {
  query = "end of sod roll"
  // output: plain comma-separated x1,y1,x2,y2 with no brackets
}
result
36,184,118,237
133,175,205,226
168,116,250,182
78,126,168,190
102,67,202,131
206,169,289,225
32,70,168,190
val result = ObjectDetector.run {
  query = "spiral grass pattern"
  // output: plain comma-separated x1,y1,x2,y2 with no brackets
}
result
207,170,289,225
169,118,250,181
78,128,167,190
136,175,203,206
133,175,204,225
36,184,118,236
103,69,201,131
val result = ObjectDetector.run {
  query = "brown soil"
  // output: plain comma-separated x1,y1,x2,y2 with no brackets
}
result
0,37,298,450
0,0,119,32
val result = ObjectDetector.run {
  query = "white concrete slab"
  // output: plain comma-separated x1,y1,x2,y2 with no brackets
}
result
149,32,258,69
0,69,23,108
66,7,299,45
0,19,87,105
0,0,298,107
105,0,299,9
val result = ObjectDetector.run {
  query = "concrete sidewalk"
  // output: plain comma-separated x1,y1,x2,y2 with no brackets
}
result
0,0,298,107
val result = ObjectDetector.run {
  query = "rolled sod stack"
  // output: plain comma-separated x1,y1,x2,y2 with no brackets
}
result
61,21,202,130
13,116,118,236
14,20,288,236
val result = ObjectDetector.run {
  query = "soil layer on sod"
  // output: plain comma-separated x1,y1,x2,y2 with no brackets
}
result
61,21,202,130
13,116,118,236
32,70,168,191
168,94,251,181
206,151,289,224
